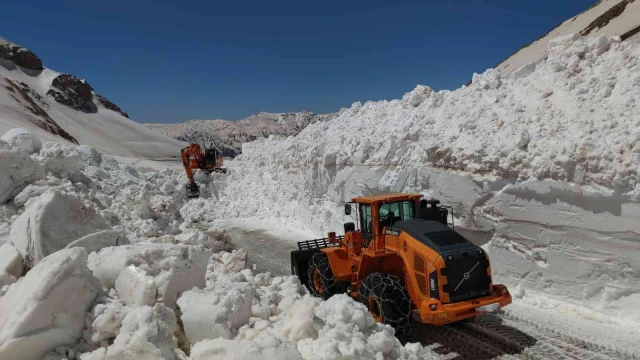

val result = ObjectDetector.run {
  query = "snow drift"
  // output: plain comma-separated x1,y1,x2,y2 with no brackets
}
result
184,34,640,319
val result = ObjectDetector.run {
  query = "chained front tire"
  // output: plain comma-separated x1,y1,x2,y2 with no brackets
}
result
358,272,413,338
307,252,347,300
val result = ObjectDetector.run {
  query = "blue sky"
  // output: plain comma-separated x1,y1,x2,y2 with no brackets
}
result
3,0,593,123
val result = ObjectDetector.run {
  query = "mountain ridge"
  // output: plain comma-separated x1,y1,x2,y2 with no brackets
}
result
145,110,337,157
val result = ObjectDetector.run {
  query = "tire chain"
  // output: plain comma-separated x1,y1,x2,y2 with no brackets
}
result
358,272,413,339
307,252,347,299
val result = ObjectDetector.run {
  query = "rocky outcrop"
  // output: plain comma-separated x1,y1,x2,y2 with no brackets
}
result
96,94,129,118
46,74,131,119
3,78,78,144
0,37,43,71
47,74,97,113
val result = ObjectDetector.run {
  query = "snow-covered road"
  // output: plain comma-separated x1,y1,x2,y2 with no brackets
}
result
201,219,640,360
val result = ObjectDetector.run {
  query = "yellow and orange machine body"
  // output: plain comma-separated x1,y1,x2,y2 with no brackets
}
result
318,193,511,326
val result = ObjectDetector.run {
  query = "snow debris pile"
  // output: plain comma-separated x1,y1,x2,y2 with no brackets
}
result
0,128,42,154
0,138,45,204
88,243,211,308
11,189,110,267
182,34,640,319
0,127,440,359
0,248,102,360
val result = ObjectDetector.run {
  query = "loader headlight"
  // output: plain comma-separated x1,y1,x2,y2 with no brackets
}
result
429,304,437,311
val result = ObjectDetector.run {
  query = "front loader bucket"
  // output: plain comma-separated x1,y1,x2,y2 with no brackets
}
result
185,183,200,199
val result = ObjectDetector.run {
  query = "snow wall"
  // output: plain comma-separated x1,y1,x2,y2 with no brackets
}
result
197,34,640,320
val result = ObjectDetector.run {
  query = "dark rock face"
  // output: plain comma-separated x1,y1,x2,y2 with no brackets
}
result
4,78,78,144
0,43,43,71
96,94,129,118
47,74,97,113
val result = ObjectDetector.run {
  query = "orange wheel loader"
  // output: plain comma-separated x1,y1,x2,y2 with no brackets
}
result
290,193,511,337
181,144,226,198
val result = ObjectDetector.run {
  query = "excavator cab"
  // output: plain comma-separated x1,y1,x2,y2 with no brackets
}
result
204,149,219,168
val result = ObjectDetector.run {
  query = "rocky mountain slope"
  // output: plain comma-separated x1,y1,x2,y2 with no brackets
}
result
495,0,640,75
146,111,337,157
0,36,186,158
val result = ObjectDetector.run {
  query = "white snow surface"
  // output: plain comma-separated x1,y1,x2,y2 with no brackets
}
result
0,248,102,360
181,34,640,320
496,0,640,74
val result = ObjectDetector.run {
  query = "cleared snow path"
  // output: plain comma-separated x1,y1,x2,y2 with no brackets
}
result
202,219,640,360
200,218,317,275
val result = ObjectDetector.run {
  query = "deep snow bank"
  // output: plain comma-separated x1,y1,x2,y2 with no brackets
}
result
183,34,640,319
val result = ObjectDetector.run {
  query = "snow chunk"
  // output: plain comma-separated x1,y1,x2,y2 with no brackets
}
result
297,294,437,360
65,230,127,254
1,128,42,154
82,297,132,345
0,140,46,203
516,129,531,149
174,228,230,251
472,68,503,89
0,248,102,360
88,243,211,307
176,281,254,344
10,190,109,267
191,338,303,360
0,242,23,280
35,142,85,183
115,265,156,307
81,303,180,360
401,85,433,107
211,248,248,273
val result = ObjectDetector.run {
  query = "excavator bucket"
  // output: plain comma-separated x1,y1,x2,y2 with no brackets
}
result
185,182,200,199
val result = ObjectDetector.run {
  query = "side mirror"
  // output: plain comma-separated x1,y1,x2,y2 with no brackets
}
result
345,204,351,215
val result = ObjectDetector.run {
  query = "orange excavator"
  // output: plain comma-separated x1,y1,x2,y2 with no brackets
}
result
181,144,226,198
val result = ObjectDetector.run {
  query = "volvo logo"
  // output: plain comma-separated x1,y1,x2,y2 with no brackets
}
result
385,229,400,236
430,278,436,291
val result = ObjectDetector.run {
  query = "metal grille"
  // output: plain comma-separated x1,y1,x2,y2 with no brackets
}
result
297,236,343,251
441,255,492,303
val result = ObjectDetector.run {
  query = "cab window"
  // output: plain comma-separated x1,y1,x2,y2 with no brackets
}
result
379,201,414,231
359,204,373,244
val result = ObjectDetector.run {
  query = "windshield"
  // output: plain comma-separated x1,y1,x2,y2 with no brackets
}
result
379,201,415,231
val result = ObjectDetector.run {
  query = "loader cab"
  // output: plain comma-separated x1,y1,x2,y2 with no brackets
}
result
346,193,423,249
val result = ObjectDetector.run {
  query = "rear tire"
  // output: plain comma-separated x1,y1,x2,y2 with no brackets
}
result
358,273,413,339
307,252,347,300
